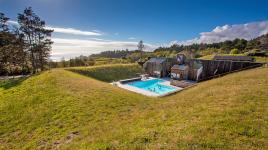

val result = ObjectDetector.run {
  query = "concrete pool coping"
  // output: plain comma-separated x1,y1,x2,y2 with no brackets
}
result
112,77,183,97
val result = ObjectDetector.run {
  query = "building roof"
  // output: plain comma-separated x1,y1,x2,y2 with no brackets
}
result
147,58,167,63
213,56,254,61
171,65,188,70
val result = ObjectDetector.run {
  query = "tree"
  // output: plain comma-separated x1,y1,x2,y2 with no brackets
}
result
18,7,53,73
0,12,9,74
60,57,67,68
230,48,239,54
0,12,9,32
221,40,233,53
0,30,26,75
33,16,53,71
137,40,144,59
233,38,247,52
18,7,36,73
87,57,95,66
246,39,261,51
0,12,26,75
0,9,53,75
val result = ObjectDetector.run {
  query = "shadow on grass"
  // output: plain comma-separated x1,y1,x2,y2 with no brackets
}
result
0,76,29,90
66,65,144,83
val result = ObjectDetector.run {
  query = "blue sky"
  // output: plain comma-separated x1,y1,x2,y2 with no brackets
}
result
1,0,268,60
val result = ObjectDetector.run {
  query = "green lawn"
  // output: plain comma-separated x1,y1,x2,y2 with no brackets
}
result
0,64,267,149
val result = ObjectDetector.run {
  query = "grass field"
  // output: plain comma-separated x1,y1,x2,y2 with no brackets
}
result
0,64,267,149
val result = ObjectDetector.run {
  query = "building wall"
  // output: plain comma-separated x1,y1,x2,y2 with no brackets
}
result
143,58,177,78
143,62,166,77
171,68,189,80
188,59,263,81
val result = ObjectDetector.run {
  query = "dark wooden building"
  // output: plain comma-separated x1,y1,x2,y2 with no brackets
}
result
188,59,263,81
143,57,176,77
213,55,255,62
144,54,263,83
176,54,187,64
171,65,189,80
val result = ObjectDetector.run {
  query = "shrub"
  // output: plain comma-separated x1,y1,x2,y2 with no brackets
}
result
230,48,239,54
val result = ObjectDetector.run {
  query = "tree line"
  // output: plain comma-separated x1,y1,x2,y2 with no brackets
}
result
48,55,95,68
50,50,144,68
154,34,268,55
0,7,53,75
90,34,268,60
90,49,133,58
85,35,268,62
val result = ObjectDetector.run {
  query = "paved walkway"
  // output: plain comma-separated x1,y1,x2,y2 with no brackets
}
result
0,75,30,80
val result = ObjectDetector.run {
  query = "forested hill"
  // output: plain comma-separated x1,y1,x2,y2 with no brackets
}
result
254,33,268,50
154,33,268,53
90,49,137,58
88,33,268,59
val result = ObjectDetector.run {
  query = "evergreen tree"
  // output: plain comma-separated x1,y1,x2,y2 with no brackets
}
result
137,40,144,59
18,7,53,73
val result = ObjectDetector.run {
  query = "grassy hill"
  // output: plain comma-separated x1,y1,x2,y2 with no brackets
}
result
0,64,267,149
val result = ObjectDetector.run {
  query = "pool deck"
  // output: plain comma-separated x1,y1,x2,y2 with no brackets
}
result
112,77,183,97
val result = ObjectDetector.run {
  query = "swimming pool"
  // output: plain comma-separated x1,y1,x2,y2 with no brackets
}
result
127,78,177,95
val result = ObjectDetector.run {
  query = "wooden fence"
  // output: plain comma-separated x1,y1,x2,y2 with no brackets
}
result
188,59,264,81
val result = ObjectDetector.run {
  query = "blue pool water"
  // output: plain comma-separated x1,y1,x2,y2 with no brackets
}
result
127,79,176,95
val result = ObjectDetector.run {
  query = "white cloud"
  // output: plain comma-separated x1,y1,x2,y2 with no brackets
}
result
7,20,101,36
7,20,19,25
51,38,157,60
89,38,111,41
128,37,136,40
177,20,268,45
46,26,102,36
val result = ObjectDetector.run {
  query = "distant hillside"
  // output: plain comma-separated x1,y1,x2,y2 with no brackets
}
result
155,33,268,53
253,34,268,51
87,34,268,60
90,49,136,59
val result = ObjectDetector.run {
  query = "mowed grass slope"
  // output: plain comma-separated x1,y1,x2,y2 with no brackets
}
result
0,64,267,149
67,64,143,82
